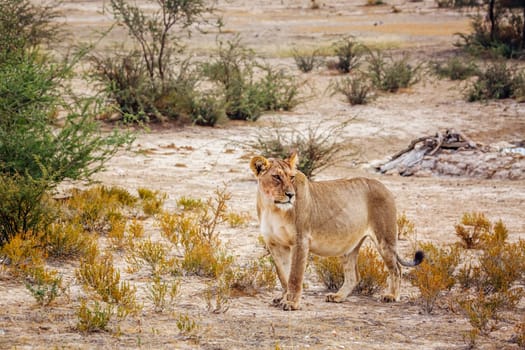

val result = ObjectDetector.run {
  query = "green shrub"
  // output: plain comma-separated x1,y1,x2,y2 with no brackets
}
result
366,0,385,5
367,50,421,92
0,52,132,184
189,93,226,126
88,50,155,123
203,39,302,121
25,267,63,306
331,74,372,105
456,6,525,59
0,174,56,244
202,38,258,121
431,57,479,80
76,300,113,333
330,37,363,73
0,0,61,56
249,119,354,178
89,0,212,123
257,64,302,112
90,51,205,124
466,62,524,101
293,49,322,73
0,49,130,243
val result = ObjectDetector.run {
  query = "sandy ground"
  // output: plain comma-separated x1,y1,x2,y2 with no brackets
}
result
1,0,525,349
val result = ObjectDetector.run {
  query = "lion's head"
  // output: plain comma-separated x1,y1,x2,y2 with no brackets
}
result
250,153,298,211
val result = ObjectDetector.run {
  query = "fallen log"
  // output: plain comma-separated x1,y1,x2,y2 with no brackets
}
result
379,129,478,174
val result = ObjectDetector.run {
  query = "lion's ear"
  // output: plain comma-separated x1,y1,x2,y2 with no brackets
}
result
288,151,298,171
250,156,270,177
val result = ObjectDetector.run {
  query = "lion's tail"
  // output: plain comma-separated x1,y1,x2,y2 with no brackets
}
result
396,250,424,267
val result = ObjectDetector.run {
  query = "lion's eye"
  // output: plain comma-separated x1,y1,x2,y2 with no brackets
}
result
290,176,295,182
272,175,281,183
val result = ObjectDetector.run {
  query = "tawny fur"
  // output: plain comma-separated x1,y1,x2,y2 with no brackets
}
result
250,153,423,311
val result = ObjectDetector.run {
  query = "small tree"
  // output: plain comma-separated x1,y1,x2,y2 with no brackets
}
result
110,0,210,84
456,0,525,58
90,0,215,123
0,0,62,56
0,0,132,243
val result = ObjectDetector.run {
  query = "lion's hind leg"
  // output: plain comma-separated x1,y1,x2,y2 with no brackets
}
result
376,240,402,302
325,240,364,303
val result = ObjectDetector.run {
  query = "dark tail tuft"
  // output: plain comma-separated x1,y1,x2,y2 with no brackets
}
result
396,250,425,267
413,250,424,266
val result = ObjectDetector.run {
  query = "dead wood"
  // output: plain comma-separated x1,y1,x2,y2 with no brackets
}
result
379,129,478,174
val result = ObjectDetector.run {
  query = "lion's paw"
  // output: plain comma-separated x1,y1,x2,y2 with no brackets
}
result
325,293,345,303
272,296,283,307
281,299,300,311
381,294,397,303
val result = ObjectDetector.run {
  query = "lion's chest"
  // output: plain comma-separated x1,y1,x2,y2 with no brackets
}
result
259,210,296,247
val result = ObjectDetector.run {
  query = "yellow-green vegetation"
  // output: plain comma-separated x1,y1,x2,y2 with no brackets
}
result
312,255,344,291
454,217,525,344
76,299,114,333
176,196,205,211
228,256,277,296
204,273,233,314
25,266,64,306
312,246,388,296
354,246,388,296
138,187,167,216
224,211,250,228
2,173,524,347
76,252,139,317
43,221,94,259
66,186,135,233
397,212,416,240
516,319,525,347
158,188,234,278
148,276,180,313
176,313,199,336
1,232,46,278
408,242,460,313
107,217,132,251
405,213,525,346
126,239,176,276
455,212,492,249
128,218,145,239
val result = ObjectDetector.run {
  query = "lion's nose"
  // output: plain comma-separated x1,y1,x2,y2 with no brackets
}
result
285,191,295,200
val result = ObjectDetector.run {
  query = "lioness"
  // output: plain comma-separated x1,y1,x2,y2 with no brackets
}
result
250,152,424,311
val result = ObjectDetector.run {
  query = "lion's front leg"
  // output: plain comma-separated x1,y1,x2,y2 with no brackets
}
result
281,238,309,311
266,243,291,306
